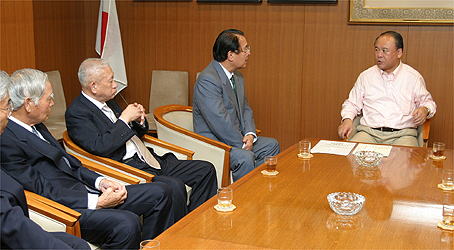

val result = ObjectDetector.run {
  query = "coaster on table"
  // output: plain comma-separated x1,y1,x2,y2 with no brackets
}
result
298,153,313,159
261,170,279,176
438,183,454,191
214,203,236,212
430,154,447,160
438,221,454,231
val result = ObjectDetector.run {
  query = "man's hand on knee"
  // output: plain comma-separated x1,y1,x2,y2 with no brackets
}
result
338,119,353,139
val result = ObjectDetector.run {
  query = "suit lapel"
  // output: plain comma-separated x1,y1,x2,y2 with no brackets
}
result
212,61,241,120
79,94,114,126
7,121,74,176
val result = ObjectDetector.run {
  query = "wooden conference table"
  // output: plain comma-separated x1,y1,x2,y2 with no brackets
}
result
155,139,453,249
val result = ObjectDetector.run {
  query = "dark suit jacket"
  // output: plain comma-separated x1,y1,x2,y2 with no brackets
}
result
193,60,256,149
0,170,82,249
65,94,149,162
0,120,101,209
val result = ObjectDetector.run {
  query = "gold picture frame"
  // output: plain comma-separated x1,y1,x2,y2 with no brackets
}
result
349,0,454,24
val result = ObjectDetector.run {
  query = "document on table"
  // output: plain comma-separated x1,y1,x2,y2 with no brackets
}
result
310,140,357,156
351,143,393,157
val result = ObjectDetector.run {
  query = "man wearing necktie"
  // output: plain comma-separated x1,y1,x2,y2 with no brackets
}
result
0,69,175,249
65,58,217,214
193,29,280,182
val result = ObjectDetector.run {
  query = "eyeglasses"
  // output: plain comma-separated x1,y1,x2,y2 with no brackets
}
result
375,47,397,55
0,100,13,116
236,45,251,54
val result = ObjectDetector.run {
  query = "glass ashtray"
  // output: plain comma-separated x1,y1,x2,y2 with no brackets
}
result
354,151,383,167
327,192,365,216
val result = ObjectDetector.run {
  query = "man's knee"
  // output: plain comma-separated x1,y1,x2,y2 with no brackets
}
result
350,131,375,143
109,211,141,247
393,136,418,147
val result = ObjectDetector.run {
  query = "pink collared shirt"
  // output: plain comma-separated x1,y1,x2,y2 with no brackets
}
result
341,62,436,129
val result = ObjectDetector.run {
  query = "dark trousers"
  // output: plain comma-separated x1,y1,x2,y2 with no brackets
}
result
77,182,173,249
124,151,217,212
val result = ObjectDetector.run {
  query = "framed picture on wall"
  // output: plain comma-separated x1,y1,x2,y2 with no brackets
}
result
349,0,454,24
197,0,261,2
268,0,337,3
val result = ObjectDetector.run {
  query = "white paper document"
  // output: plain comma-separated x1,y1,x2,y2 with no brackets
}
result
351,143,393,157
310,140,357,156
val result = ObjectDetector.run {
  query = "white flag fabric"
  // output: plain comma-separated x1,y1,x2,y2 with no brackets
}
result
95,0,127,93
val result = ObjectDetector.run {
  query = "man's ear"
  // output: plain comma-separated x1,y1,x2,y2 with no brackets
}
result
88,81,97,93
397,48,403,59
227,51,235,62
24,98,33,112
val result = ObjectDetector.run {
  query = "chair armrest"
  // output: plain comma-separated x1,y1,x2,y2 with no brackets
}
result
63,131,154,183
25,191,82,237
69,152,140,185
422,119,431,141
25,190,81,218
143,134,194,160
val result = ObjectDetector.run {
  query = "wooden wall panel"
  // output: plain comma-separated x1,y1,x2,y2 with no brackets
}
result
29,0,454,149
0,0,35,73
33,0,98,105
406,26,454,148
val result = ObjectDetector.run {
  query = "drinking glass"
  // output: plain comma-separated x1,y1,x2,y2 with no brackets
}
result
265,156,278,173
432,142,446,160
140,240,160,249
298,140,312,158
442,192,454,229
217,187,233,208
442,168,454,189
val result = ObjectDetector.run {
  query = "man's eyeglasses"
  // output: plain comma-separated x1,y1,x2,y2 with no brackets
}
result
236,45,251,54
0,100,13,116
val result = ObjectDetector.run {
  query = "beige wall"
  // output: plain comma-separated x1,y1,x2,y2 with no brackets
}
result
2,0,453,149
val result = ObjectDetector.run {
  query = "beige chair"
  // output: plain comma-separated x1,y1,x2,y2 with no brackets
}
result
43,70,66,140
349,116,431,147
154,105,232,187
25,154,141,250
145,70,189,133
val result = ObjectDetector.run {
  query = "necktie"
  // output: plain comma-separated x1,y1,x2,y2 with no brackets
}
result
230,76,239,103
102,104,161,169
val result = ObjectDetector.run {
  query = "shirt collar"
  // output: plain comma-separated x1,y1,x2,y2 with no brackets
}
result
82,91,107,110
380,61,402,81
9,116,33,133
218,62,234,81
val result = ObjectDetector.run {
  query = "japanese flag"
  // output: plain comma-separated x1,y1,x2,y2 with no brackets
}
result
95,0,127,93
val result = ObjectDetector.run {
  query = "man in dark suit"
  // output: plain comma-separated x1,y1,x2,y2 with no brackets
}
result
65,58,217,212
0,68,175,249
193,29,280,181
0,70,89,249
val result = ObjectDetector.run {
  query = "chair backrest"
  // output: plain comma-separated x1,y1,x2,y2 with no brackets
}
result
46,70,66,115
154,105,232,187
148,70,189,130
43,70,66,140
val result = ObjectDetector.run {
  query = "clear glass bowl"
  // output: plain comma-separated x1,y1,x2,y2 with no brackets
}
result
327,192,365,216
354,151,383,167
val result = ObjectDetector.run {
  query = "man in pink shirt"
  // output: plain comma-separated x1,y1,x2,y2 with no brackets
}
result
338,31,436,147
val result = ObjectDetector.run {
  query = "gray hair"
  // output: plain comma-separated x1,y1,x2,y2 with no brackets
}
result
9,69,48,110
0,71,11,101
78,58,111,88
